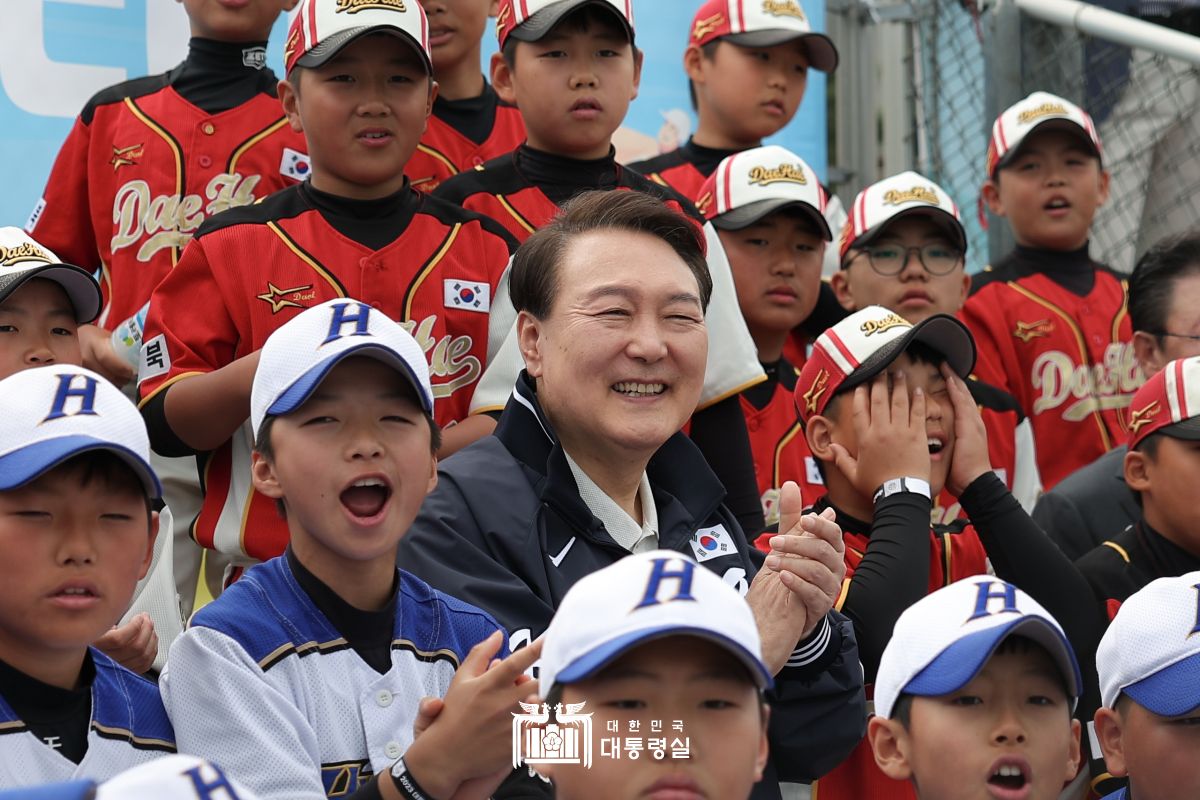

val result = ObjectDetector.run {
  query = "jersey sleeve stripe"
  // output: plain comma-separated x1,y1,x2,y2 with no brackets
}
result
90,723,177,753
402,222,461,320
228,117,291,174
137,370,208,409
1100,540,1131,563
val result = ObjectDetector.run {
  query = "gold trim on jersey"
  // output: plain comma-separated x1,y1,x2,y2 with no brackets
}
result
696,374,768,411
90,722,177,752
648,173,670,188
833,577,852,613
258,637,352,670
940,532,953,585
1101,540,1131,563
266,221,348,297
1111,279,1133,431
415,143,460,178
0,720,27,733
402,223,462,320
772,420,804,488
228,117,290,174
137,370,207,409
391,639,463,667
496,195,538,235
123,97,184,267
1005,281,1114,450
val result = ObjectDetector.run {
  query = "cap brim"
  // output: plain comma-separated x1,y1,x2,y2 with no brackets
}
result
508,0,634,45
555,626,774,690
0,264,102,324
1123,650,1200,717
293,26,432,75
0,436,161,499
712,199,832,240
840,314,976,395
722,31,838,72
266,343,433,421
1156,417,1200,442
847,207,967,260
994,119,1101,172
905,616,1082,705
0,781,96,800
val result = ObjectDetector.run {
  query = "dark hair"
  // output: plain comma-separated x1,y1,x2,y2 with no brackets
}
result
510,190,712,319
1128,231,1200,338
37,451,154,532
687,40,721,111
501,4,633,67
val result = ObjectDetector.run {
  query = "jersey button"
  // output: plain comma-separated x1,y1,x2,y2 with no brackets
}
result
198,155,213,168
384,741,403,760
202,122,216,135
376,690,393,708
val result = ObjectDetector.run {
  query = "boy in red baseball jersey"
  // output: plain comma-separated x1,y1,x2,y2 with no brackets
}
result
138,0,517,570
832,171,1041,523
28,0,307,385
699,145,831,523
405,0,526,192
964,91,1143,490
435,0,770,536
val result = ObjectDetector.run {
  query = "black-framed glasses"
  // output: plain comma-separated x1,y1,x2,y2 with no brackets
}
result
852,244,964,276
1148,331,1200,342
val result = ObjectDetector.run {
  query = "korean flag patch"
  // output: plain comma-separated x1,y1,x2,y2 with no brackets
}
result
280,148,311,182
443,279,490,313
690,524,736,563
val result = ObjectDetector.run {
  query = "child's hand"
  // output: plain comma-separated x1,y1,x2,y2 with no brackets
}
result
942,364,992,497
94,613,157,674
78,324,136,387
830,371,932,497
402,632,544,799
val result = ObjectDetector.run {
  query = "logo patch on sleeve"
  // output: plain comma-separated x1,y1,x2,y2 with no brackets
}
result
25,198,46,232
138,334,171,383
280,148,311,182
444,279,490,313
689,524,736,563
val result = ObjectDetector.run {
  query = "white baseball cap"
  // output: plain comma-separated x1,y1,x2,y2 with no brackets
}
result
285,0,432,76
838,171,965,262
698,145,831,239
0,227,101,324
250,299,433,438
0,365,160,498
0,755,262,800
689,0,838,73
539,550,773,694
1098,571,1200,716
987,91,1102,177
875,576,1082,720
497,0,634,48
794,305,975,424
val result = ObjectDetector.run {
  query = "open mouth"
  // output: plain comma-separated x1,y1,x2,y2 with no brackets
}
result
613,381,666,398
1044,197,1070,211
340,477,392,520
987,763,1029,793
927,437,945,455
359,130,391,142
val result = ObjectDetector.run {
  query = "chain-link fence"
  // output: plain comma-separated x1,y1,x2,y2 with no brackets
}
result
831,0,1200,274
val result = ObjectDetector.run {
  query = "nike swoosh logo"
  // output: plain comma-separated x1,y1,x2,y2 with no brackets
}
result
548,537,576,568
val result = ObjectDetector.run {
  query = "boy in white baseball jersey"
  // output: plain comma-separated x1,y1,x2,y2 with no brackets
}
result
533,550,771,800
161,299,543,800
0,365,173,788
868,575,1083,800
1091,571,1200,800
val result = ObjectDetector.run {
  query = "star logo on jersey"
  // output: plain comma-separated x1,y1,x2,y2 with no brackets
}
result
110,143,144,171
1128,400,1160,435
692,13,724,41
1013,319,1054,343
801,368,829,414
257,282,315,314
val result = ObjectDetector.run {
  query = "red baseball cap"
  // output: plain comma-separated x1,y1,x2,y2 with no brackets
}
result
795,306,975,424
689,0,837,73
1126,357,1200,450
285,0,432,76
496,0,634,49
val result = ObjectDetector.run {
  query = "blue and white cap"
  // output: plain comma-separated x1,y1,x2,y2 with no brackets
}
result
250,299,433,438
0,365,160,498
1098,571,1200,716
538,550,773,694
874,575,1081,719
0,755,262,800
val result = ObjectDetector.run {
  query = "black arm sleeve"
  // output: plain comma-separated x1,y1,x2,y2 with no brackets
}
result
139,387,200,458
688,394,766,538
838,493,934,683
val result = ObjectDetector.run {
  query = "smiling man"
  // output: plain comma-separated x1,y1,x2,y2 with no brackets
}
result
397,190,866,799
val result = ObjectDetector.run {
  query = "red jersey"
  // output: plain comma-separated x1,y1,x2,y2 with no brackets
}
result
138,183,516,562
626,140,719,200
405,88,525,193
29,58,307,330
960,249,1143,489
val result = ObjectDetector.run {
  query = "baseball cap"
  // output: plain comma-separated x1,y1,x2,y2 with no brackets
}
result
875,575,1082,720
689,0,838,73
250,299,433,438
1125,356,1200,450
1097,571,1200,717
496,0,635,49
538,550,773,694
0,227,101,324
838,171,966,262
987,91,1102,177
0,365,160,498
285,0,432,76
794,305,975,424
698,145,831,239
0,755,262,800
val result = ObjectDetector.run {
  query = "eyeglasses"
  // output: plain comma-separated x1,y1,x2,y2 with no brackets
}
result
852,244,964,276
1149,331,1200,342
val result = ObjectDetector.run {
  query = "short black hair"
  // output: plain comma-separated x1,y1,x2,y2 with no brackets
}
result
1129,231,1200,338
511,190,712,319
500,4,633,67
